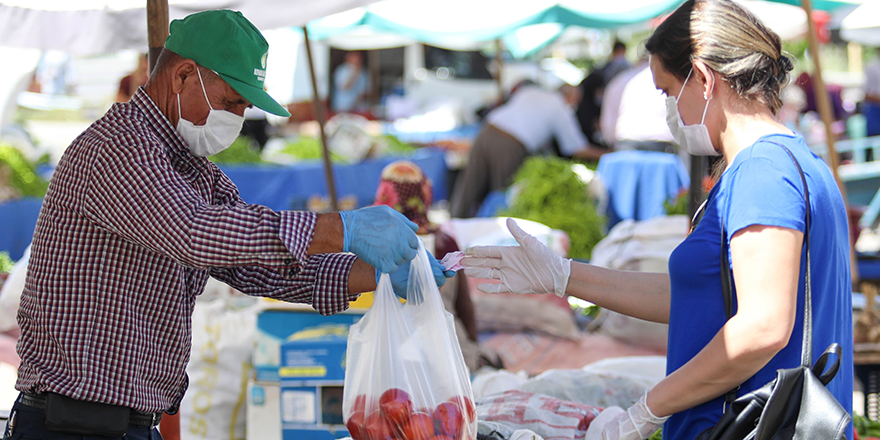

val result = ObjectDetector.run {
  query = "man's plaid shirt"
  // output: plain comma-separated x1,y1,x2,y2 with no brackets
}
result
15,88,358,412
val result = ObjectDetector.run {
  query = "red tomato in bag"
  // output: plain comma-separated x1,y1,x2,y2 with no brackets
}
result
380,388,413,427
346,410,367,440
447,396,477,422
402,412,436,440
433,402,465,439
364,412,395,440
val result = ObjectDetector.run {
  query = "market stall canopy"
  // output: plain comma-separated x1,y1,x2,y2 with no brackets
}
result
306,0,684,57
840,0,880,45
306,0,828,58
0,0,385,56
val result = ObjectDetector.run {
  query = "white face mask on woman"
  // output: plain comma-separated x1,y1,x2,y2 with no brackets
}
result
665,68,719,156
176,67,244,157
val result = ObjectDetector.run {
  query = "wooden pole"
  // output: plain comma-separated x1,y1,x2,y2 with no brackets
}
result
495,39,504,103
146,3,180,439
801,0,860,286
146,0,169,74
302,26,339,212
369,49,381,107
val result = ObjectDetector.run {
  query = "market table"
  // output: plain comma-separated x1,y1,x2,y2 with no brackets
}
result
596,150,690,228
219,148,448,212
0,197,42,261
0,149,447,260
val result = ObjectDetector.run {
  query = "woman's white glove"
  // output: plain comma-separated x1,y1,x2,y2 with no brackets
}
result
597,392,669,440
461,218,571,297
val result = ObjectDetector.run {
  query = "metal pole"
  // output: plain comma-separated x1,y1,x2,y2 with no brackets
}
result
801,0,859,286
302,26,339,212
495,39,504,103
146,0,168,74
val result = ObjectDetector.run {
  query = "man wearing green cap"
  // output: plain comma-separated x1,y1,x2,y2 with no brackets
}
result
4,10,451,440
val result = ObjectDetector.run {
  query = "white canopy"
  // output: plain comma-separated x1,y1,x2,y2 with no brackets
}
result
840,0,880,46
0,0,384,56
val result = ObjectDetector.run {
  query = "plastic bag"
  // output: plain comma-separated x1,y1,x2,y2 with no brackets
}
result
343,243,477,440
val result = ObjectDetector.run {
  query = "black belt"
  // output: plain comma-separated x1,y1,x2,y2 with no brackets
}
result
18,393,163,428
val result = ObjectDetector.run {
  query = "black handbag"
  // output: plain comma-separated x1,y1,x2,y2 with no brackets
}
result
695,144,850,440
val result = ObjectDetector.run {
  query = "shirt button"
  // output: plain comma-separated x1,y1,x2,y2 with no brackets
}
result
284,259,293,265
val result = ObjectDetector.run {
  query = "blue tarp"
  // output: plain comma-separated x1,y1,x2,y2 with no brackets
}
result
0,148,447,261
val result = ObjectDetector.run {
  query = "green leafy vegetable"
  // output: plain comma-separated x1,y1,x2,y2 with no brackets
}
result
0,251,13,274
664,188,689,216
500,156,605,260
278,137,347,162
208,137,267,164
0,144,49,197
855,414,880,438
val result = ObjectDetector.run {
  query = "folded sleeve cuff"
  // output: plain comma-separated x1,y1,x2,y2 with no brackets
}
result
310,253,359,316
279,211,318,264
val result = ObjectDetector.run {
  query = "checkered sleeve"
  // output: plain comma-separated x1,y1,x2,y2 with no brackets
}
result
81,134,304,269
210,253,358,315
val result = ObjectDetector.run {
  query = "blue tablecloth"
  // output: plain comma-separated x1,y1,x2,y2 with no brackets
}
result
0,197,43,261
597,150,690,228
220,148,447,211
0,150,447,260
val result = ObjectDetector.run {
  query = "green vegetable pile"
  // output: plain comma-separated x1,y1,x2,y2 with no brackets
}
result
278,136,346,162
648,428,663,440
664,188,689,216
378,134,417,155
208,137,267,164
500,157,605,260
0,144,49,197
0,251,13,274
855,414,880,438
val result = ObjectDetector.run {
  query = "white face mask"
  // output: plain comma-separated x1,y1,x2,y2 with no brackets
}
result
666,68,719,156
176,67,244,157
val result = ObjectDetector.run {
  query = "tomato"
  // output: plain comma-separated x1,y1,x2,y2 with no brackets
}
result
364,412,395,440
446,396,477,423
380,388,414,427
428,436,454,440
402,412,436,440
346,410,367,440
433,401,465,439
353,394,368,414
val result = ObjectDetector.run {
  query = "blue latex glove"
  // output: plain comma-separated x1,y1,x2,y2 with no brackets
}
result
340,206,419,273
377,251,455,299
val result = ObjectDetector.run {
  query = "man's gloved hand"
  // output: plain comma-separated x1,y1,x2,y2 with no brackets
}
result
340,206,419,274
379,251,455,299
461,218,571,297
597,392,669,440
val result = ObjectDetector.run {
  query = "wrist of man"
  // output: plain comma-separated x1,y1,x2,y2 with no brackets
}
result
309,213,346,254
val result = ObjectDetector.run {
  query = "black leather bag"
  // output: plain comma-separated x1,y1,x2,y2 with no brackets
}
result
695,144,850,440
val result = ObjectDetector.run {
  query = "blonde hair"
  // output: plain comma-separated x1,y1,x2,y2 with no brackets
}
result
645,0,793,114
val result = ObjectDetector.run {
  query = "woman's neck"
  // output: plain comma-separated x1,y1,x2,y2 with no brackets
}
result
718,103,792,168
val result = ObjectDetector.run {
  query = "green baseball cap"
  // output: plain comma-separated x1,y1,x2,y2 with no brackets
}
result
165,9,290,117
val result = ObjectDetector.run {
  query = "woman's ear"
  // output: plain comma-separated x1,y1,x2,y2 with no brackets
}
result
692,60,715,100
171,60,197,95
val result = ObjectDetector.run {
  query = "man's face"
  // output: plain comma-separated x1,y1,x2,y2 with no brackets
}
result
179,66,251,125
345,52,363,68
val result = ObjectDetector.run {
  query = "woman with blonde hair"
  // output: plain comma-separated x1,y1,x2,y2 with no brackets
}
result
461,0,853,438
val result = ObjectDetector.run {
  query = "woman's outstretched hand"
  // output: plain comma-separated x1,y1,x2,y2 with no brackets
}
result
461,218,571,297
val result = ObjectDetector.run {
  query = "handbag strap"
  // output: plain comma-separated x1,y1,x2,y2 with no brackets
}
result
719,142,813,369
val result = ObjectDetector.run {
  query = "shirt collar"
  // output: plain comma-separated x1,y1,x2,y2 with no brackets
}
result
130,87,195,160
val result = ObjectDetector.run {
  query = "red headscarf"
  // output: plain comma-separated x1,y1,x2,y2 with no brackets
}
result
373,161,432,227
